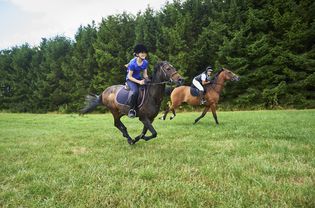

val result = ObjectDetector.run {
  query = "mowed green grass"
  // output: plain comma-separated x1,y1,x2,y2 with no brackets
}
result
0,110,314,207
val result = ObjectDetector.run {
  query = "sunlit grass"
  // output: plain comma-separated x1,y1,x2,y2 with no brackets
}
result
1,110,314,207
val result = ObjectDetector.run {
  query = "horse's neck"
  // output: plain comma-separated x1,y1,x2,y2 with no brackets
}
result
212,73,226,94
147,74,165,104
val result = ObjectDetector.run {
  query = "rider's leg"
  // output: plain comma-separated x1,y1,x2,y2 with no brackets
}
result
126,80,139,118
193,79,206,104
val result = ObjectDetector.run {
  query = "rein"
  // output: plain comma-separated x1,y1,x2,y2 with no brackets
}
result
146,81,171,85
147,62,179,86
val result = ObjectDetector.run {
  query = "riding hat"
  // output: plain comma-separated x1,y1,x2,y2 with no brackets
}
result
206,66,213,72
134,44,148,54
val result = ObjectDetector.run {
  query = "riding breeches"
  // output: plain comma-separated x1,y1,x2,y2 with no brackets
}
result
192,78,204,92
126,80,139,109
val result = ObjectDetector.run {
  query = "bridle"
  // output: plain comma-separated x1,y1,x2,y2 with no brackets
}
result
206,70,239,94
147,62,180,85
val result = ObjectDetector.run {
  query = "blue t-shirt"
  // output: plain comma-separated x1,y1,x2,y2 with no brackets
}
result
126,57,148,80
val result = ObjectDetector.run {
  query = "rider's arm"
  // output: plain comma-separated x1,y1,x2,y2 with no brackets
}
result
143,69,148,79
201,74,210,85
128,70,145,85
202,80,210,85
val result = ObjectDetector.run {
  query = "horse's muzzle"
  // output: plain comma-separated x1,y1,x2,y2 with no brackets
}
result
177,78,185,85
173,78,184,86
232,76,240,81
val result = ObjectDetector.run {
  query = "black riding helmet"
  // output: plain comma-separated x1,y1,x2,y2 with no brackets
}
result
134,44,148,54
206,66,213,72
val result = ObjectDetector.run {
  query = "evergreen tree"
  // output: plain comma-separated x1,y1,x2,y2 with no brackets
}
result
0,0,314,112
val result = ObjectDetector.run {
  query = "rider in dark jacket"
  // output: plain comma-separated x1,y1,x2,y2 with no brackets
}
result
192,66,213,104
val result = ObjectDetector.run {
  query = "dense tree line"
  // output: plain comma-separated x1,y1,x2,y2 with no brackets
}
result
1,0,314,113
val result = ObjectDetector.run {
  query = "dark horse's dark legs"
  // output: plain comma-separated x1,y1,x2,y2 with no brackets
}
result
134,126,148,143
139,118,157,141
113,115,134,145
194,106,210,124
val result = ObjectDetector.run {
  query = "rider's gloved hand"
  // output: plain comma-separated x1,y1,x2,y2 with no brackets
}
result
144,78,152,84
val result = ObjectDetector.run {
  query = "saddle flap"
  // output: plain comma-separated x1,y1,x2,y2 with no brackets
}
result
190,87,199,97
116,86,146,107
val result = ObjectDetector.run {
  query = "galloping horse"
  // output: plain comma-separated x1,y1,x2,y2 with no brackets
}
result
80,61,183,145
161,68,239,124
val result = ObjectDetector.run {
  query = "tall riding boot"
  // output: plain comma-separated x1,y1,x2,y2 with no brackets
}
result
128,94,137,118
199,91,206,105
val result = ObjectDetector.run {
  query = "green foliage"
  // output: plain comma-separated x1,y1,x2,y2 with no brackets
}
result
0,0,314,112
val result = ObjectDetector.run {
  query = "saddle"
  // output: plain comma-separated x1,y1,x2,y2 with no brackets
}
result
115,85,146,108
190,86,200,97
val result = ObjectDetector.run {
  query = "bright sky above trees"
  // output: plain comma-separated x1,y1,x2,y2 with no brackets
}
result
0,0,172,49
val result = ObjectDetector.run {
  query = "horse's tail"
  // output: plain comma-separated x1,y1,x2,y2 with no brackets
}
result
79,94,102,114
165,87,174,96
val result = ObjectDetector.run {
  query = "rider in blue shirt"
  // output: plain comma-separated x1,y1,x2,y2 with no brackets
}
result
126,44,149,118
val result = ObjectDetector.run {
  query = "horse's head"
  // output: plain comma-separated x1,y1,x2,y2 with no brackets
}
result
220,68,240,81
154,61,184,85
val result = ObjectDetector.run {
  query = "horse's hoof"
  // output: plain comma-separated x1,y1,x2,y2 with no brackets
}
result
170,116,174,120
159,116,165,120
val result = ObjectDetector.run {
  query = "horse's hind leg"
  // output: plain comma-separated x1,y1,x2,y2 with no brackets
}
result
160,101,177,120
160,106,170,120
169,100,181,120
170,108,176,120
194,106,210,124
113,116,134,145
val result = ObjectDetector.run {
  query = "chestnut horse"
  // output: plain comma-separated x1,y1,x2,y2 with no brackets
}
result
80,61,183,145
161,68,239,124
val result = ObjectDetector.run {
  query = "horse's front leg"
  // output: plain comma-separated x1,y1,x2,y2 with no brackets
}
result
210,104,219,124
134,126,148,143
140,118,157,141
194,106,210,124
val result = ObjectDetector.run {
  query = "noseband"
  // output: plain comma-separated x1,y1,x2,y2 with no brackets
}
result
160,62,179,82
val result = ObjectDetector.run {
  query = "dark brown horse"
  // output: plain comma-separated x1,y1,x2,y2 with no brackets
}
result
80,61,183,144
161,68,239,124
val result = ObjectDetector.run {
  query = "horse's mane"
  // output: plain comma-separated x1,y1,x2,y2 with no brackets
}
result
204,68,224,89
151,61,166,79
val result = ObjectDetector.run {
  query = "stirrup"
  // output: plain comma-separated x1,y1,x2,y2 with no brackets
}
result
200,98,206,105
128,109,136,118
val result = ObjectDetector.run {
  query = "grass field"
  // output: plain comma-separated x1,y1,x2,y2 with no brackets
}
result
0,110,314,207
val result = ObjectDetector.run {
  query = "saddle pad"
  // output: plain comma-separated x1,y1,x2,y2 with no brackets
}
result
115,86,146,108
190,87,199,97
116,87,130,105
